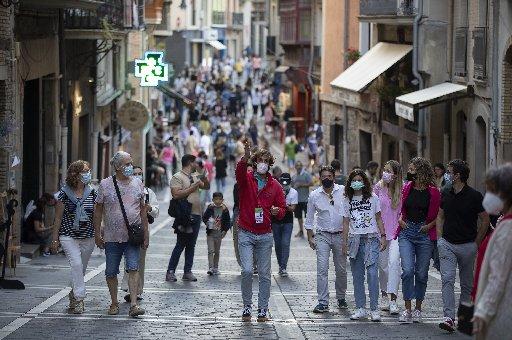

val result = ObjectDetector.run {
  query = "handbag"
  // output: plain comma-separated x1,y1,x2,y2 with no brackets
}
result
112,176,145,246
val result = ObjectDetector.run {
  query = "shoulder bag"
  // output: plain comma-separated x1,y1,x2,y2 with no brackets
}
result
112,176,145,246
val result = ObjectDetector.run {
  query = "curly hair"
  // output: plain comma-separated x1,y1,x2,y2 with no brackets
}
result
249,148,275,168
66,160,90,188
410,157,435,187
344,168,372,201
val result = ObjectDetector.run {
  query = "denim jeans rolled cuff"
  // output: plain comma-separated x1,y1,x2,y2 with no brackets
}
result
105,242,141,278
238,229,273,309
399,221,433,301
272,222,293,270
349,235,380,310
167,214,201,273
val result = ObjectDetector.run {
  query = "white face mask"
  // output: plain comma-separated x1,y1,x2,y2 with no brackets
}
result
482,192,504,215
256,162,269,174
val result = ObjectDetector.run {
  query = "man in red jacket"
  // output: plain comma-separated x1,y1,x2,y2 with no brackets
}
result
236,140,286,322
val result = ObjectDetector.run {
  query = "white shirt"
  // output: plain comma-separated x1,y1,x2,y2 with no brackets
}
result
285,187,299,205
199,135,211,155
342,193,381,235
304,184,345,232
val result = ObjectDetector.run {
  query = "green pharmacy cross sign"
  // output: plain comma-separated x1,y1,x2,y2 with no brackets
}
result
134,51,169,87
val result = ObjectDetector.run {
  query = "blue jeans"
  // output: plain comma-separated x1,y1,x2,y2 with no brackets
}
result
272,222,293,270
398,220,434,301
349,236,380,310
167,215,201,273
105,242,140,278
238,229,273,309
215,177,226,193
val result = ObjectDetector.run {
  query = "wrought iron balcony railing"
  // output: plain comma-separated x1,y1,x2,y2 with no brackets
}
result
232,12,243,26
65,0,125,30
212,11,226,25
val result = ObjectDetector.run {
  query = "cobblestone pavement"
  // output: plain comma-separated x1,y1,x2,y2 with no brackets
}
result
0,145,469,339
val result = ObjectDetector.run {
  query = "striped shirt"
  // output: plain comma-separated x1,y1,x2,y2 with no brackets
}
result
58,189,96,239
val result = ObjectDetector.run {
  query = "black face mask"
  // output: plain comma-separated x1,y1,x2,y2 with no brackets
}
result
406,172,417,182
322,178,334,188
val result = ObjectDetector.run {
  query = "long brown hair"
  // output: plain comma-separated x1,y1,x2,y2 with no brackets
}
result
384,160,403,209
410,157,435,188
344,169,372,201
66,160,90,188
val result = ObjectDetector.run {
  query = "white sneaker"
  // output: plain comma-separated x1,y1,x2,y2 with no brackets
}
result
380,295,390,311
350,308,368,320
389,301,399,315
398,310,413,324
412,309,422,323
370,310,381,322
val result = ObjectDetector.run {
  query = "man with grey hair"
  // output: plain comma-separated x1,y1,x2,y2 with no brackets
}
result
94,151,149,317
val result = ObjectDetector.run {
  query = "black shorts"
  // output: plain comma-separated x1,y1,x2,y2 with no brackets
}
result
294,202,308,219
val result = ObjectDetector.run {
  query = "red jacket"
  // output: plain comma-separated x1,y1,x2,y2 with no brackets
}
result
394,181,441,241
235,158,286,234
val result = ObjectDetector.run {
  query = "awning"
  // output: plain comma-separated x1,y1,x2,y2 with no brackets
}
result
208,40,227,50
156,84,195,106
275,65,290,73
96,89,123,107
395,82,470,121
330,42,412,92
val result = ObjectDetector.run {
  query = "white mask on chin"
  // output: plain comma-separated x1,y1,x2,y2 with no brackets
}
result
482,192,504,215
256,162,269,174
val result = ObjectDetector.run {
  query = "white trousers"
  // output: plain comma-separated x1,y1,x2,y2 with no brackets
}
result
378,239,401,295
59,236,95,300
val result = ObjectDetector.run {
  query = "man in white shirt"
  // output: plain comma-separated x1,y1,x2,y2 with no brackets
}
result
305,165,348,313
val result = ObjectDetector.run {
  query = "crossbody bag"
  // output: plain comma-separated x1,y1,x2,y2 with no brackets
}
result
112,176,144,246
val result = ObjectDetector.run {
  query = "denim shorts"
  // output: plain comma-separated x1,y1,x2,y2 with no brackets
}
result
104,242,140,278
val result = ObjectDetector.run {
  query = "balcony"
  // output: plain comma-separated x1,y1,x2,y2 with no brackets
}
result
65,0,125,30
212,11,226,26
232,12,244,27
359,0,416,23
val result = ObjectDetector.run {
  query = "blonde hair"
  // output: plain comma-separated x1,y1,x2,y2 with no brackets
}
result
385,160,403,209
66,160,90,188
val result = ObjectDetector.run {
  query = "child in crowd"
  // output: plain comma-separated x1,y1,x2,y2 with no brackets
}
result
202,192,231,275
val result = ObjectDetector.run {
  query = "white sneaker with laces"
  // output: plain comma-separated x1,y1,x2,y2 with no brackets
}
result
412,309,422,323
370,310,381,322
350,308,368,320
389,301,399,315
380,295,390,311
398,310,413,323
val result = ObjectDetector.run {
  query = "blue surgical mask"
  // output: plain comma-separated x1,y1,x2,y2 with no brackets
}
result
444,172,453,184
134,175,143,183
350,180,365,191
123,165,134,177
80,171,92,184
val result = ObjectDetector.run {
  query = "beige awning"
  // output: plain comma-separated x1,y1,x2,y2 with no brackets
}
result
330,42,412,92
275,65,289,73
395,82,469,121
208,40,227,50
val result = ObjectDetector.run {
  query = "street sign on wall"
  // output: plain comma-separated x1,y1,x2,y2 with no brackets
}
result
395,102,414,122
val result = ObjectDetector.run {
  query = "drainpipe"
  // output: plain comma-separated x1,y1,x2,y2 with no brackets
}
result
343,0,350,70
491,0,500,165
58,9,68,186
412,0,425,156
307,0,316,130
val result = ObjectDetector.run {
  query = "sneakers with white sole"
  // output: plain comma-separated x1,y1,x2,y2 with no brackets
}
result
380,295,390,311
398,310,413,323
412,309,422,323
389,300,399,315
370,310,381,322
350,308,368,320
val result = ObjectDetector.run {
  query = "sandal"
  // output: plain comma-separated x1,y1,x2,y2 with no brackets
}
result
129,305,145,317
108,303,119,315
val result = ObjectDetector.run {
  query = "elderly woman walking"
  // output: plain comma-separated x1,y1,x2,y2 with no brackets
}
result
51,160,96,314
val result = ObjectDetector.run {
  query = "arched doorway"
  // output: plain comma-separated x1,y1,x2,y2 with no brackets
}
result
474,116,487,192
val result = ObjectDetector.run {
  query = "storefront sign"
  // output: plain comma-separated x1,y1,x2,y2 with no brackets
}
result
134,51,169,87
395,102,414,122
117,100,150,131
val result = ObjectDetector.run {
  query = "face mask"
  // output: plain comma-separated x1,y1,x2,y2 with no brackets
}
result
134,175,143,183
350,180,365,191
482,192,504,215
122,165,134,177
406,172,417,182
321,178,334,188
382,171,394,184
444,172,453,184
256,162,269,174
80,171,92,184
